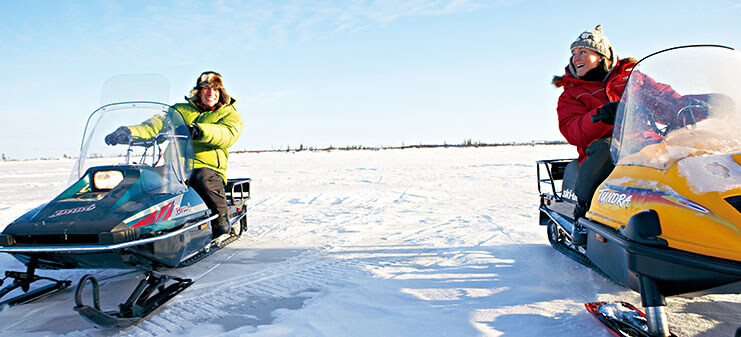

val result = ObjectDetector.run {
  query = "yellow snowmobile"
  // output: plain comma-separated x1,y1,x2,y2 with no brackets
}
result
538,45,741,336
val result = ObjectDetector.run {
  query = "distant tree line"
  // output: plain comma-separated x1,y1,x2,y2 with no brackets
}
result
236,140,568,154
2,140,569,160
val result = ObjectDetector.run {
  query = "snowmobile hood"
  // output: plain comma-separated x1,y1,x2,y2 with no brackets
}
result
1,99,212,250
2,165,206,246
590,155,741,262
587,46,741,262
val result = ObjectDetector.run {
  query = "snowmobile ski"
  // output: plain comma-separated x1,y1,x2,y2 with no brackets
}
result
72,225,243,328
74,271,192,328
585,301,676,337
0,257,72,309
0,272,71,308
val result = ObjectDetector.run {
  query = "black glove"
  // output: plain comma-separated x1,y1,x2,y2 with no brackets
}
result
104,126,131,145
188,124,202,140
592,101,619,125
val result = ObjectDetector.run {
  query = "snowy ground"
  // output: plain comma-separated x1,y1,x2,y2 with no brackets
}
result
0,145,738,337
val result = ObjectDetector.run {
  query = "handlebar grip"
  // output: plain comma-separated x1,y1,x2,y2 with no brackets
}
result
591,112,603,123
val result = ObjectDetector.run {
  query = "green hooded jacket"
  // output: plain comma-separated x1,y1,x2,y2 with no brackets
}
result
127,98,243,184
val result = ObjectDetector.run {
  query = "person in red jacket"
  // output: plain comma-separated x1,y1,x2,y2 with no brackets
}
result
552,25,636,243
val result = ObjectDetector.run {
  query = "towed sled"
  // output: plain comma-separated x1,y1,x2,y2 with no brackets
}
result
538,45,741,336
0,98,250,328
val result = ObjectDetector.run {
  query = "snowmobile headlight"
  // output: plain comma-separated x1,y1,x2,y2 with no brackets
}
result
93,170,124,190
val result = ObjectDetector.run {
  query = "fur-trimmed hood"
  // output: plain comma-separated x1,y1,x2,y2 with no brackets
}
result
553,57,637,88
188,71,231,106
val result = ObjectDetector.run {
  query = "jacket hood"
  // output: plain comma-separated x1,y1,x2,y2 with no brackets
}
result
189,72,232,107
553,57,637,88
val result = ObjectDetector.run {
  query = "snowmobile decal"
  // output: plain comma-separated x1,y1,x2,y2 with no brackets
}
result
49,204,96,218
661,195,709,213
175,203,193,215
562,188,576,201
174,192,209,217
600,184,710,214
124,195,183,228
131,202,174,228
597,188,633,208
124,193,207,229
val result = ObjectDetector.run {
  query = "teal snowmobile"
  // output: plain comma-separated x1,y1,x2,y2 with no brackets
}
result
0,100,250,328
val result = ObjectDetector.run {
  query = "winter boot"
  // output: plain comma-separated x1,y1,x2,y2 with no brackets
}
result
212,215,231,240
571,200,588,246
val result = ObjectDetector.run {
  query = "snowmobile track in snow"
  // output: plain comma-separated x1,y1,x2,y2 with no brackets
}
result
121,249,361,335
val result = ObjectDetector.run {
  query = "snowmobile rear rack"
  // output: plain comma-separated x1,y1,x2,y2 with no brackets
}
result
74,270,192,328
225,178,251,206
536,159,574,201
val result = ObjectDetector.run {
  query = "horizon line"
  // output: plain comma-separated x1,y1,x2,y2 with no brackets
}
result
1,140,568,162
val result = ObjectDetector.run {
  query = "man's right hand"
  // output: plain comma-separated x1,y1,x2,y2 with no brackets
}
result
105,126,131,145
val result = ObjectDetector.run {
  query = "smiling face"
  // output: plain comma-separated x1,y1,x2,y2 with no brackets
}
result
571,48,604,77
199,87,220,107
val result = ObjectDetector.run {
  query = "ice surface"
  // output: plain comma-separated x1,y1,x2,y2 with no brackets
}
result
0,146,737,336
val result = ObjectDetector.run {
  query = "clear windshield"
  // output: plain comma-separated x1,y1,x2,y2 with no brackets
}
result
69,102,194,191
100,73,170,105
611,46,741,169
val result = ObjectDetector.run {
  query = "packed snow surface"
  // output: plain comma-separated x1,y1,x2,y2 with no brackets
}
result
0,146,738,336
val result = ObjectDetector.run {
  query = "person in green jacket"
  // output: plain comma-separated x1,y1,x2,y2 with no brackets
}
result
105,71,244,239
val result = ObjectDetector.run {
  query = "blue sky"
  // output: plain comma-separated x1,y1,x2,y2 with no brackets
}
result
2,0,741,159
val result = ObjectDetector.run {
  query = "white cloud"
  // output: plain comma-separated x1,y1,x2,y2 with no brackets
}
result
151,0,506,47
2,1,510,74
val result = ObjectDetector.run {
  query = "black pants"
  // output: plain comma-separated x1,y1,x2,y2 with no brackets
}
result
189,168,229,233
575,138,615,211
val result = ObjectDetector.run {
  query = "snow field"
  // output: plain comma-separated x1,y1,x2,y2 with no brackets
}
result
0,146,738,336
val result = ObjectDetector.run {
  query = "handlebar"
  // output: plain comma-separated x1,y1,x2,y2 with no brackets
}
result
590,113,601,123
130,133,188,147
591,111,607,123
591,102,622,124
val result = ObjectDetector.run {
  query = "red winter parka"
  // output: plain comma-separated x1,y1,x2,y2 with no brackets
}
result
553,58,636,162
